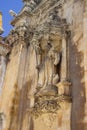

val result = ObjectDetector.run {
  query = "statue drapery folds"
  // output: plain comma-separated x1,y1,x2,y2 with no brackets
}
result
32,37,61,96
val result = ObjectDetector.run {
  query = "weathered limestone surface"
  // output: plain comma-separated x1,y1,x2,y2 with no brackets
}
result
0,0,87,130
0,56,6,94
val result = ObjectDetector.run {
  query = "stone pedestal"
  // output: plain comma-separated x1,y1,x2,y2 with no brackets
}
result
57,81,71,96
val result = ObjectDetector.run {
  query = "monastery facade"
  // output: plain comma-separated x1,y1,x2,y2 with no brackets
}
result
0,0,87,130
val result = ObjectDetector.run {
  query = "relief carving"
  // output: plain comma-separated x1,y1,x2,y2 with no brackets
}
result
18,3,72,118
35,40,61,96
5,23,31,47
28,95,71,118
28,33,72,118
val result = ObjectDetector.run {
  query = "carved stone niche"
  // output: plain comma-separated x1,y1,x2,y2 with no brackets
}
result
34,33,62,95
28,31,72,118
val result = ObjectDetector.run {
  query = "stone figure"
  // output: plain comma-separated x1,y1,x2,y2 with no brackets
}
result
47,45,60,85
43,44,60,89
36,42,60,95
32,38,42,70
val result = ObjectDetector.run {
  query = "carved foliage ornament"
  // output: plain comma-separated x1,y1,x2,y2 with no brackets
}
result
27,31,72,118
5,24,31,46
29,95,71,118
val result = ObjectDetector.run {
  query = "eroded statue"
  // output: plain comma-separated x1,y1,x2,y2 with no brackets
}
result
35,41,61,96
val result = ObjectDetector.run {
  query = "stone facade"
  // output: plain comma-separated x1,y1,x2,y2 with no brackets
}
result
0,0,87,130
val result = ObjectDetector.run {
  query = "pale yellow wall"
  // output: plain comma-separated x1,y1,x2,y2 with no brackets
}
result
0,12,2,29
0,44,22,130
0,1,87,130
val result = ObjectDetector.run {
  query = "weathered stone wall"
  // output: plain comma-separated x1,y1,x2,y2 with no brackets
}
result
62,0,86,130
0,43,22,130
0,56,6,95
0,0,87,130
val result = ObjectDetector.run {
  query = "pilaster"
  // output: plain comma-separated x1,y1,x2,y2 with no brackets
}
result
83,0,87,127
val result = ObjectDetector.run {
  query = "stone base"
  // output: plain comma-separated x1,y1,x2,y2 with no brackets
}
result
27,95,72,118
35,84,58,96
56,81,71,96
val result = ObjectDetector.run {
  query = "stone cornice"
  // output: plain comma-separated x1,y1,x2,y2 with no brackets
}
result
10,0,70,47
11,0,63,27
11,11,32,26
32,0,63,14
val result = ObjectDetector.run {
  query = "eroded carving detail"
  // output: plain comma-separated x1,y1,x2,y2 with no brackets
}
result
28,95,71,118
35,39,61,97
28,25,72,118
5,23,31,46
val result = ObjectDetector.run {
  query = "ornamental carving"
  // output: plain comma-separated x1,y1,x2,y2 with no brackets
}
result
5,24,32,46
27,31,72,118
28,95,71,118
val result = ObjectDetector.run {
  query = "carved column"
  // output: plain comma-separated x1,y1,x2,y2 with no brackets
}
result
58,34,71,96
0,41,10,95
0,56,7,95
61,35,67,81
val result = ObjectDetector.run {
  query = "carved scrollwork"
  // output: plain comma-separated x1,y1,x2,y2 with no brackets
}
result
25,27,72,119
28,95,71,118
5,24,31,46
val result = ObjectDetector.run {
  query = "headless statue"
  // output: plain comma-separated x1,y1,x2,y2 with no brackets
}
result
36,43,60,94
